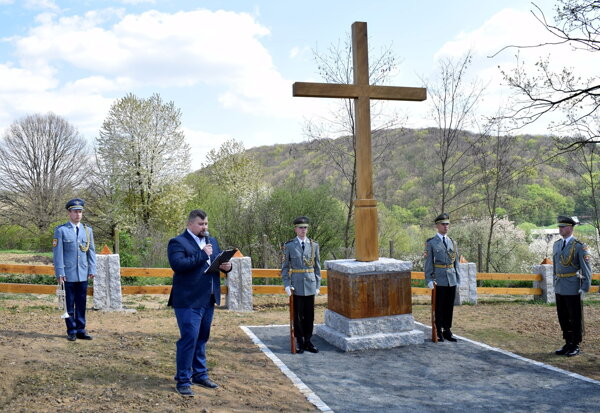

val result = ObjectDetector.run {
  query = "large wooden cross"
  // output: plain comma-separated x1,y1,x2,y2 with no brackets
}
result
293,22,426,261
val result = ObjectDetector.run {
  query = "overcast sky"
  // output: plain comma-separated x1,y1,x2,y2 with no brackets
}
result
0,0,593,169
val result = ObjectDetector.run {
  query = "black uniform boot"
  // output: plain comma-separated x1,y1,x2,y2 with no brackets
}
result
555,342,570,355
296,337,304,354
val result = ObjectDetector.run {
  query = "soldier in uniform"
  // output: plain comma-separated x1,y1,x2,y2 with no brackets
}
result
52,198,96,341
424,213,462,342
552,216,592,357
282,216,321,354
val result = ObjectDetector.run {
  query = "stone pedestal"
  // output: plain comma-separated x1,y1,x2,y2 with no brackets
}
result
316,258,424,351
94,254,125,311
456,262,477,305
533,263,555,304
225,257,253,311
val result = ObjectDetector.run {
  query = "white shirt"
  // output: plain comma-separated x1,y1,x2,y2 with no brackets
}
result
187,229,211,265
437,233,448,245
562,235,573,248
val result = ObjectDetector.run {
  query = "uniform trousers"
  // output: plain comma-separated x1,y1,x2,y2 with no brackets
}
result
293,294,315,343
64,281,88,335
174,295,216,387
555,293,583,344
435,285,456,331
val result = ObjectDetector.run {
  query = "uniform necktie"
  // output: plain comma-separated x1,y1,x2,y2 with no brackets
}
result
562,240,566,250
76,225,79,238
301,241,305,251
442,236,447,249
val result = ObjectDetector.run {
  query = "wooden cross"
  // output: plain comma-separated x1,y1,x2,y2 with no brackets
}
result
293,21,426,261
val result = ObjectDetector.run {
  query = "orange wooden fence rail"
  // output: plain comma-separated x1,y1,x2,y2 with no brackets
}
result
1,264,599,295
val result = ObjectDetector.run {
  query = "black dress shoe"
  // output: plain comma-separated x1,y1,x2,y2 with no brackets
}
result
176,386,195,397
192,377,218,389
436,330,444,342
76,333,93,340
555,343,571,355
305,342,319,353
443,330,457,342
565,345,580,357
295,344,304,354
67,334,77,341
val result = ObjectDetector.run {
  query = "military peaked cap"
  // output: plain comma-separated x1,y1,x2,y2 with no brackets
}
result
66,198,85,210
293,216,310,227
434,213,450,224
557,215,579,227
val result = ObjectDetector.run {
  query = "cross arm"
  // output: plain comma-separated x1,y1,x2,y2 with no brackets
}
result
293,81,426,102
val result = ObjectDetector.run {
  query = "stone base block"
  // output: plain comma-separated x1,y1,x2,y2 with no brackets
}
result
316,310,424,351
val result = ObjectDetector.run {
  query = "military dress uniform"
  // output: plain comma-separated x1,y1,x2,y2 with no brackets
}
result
53,199,96,340
424,213,462,342
552,216,592,357
281,217,321,353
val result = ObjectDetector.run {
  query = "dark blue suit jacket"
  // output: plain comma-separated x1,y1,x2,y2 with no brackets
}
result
167,230,223,308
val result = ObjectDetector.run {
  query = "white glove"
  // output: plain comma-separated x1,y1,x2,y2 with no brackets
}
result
315,289,320,296
285,286,292,297
427,281,434,290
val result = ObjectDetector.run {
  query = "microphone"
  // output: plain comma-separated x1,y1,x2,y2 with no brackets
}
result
204,230,210,244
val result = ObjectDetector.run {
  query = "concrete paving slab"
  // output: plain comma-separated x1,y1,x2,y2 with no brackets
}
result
242,323,600,413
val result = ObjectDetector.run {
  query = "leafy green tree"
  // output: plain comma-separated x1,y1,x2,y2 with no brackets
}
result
509,183,574,225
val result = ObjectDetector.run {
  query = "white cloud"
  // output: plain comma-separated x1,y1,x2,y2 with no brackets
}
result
426,7,599,133
8,8,313,119
24,0,59,10
118,0,155,4
0,0,15,5
183,127,235,170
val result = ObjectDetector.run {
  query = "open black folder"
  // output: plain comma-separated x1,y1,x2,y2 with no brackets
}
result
204,248,237,274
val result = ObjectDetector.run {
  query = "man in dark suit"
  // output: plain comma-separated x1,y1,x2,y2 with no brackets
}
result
167,209,232,397
424,213,462,342
52,198,96,341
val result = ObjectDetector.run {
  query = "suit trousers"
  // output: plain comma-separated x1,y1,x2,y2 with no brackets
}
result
555,293,583,344
64,281,88,335
435,285,456,331
174,295,215,386
293,294,315,343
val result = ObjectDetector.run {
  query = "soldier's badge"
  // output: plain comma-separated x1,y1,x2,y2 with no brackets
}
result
52,238,58,247
583,245,590,251
584,254,592,262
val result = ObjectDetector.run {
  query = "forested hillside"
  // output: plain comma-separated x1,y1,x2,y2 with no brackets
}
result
245,128,580,227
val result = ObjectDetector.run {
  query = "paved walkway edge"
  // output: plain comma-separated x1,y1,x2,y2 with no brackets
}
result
413,321,600,386
240,325,334,412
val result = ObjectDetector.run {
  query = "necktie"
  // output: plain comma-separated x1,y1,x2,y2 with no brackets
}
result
301,241,305,252
76,225,79,238
562,240,566,250
442,237,447,249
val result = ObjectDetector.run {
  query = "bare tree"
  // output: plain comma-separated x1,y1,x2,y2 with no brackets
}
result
97,93,190,227
473,119,530,271
422,52,486,214
497,0,600,145
303,36,405,257
564,121,600,256
0,113,88,234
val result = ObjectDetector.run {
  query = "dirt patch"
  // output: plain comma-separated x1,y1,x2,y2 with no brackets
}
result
0,253,53,266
